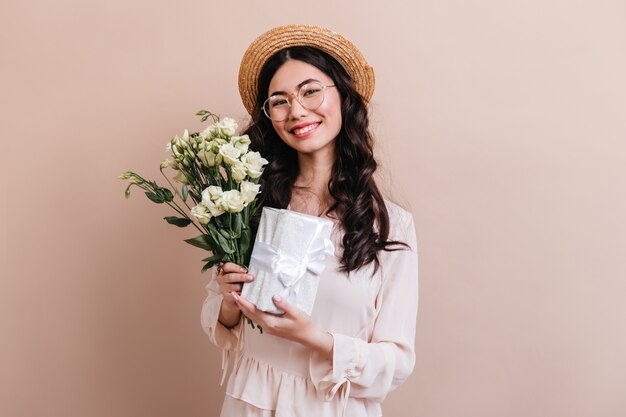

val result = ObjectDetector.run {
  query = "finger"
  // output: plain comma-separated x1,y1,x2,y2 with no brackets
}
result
232,293,258,316
220,283,244,294
222,292,241,309
221,262,249,274
272,295,296,316
219,273,254,285
222,292,238,302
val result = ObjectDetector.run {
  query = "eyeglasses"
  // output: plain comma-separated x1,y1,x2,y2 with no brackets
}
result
262,81,336,122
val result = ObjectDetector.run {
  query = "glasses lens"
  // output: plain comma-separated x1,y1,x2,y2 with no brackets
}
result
262,82,327,121
264,94,290,121
298,82,325,111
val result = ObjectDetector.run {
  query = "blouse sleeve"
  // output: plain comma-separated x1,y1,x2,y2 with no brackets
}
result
200,267,243,351
309,210,419,404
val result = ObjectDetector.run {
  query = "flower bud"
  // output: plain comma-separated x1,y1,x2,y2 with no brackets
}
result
173,171,188,184
128,176,144,185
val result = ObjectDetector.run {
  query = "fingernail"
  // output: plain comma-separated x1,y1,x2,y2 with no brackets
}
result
247,275,255,281
273,295,281,302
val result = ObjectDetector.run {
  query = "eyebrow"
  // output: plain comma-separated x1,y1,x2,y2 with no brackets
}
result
269,78,320,97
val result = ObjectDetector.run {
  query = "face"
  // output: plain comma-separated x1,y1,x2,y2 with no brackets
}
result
267,59,342,157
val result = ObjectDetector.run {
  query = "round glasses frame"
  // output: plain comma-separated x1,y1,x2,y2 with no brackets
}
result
261,82,336,122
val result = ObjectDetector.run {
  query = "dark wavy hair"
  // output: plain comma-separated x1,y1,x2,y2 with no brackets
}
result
243,46,406,273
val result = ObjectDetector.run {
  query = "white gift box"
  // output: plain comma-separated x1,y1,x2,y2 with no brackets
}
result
241,207,335,315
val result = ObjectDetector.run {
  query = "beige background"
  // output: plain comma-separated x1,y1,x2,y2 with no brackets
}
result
1,0,625,416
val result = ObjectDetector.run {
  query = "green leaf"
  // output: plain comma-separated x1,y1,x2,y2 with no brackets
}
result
214,215,227,229
154,187,173,202
200,253,227,273
218,235,235,254
232,213,242,238
145,191,164,203
219,227,231,240
210,227,235,254
161,187,174,202
201,262,213,273
202,253,224,263
184,234,215,251
206,223,222,245
240,228,251,253
164,216,192,227
182,184,188,201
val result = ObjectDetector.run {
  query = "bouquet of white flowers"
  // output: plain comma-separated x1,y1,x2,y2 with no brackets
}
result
119,111,268,272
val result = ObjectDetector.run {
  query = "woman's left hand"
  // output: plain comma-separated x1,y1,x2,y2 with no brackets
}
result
232,293,332,357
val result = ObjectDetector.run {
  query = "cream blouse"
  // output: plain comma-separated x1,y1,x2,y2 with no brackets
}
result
201,201,419,417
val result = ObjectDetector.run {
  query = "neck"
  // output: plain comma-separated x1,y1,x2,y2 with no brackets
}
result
290,147,336,217
295,149,334,195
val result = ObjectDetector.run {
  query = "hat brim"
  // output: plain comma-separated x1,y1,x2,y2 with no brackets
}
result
238,24,375,115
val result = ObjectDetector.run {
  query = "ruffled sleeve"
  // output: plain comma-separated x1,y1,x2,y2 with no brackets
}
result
200,267,244,384
309,209,419,409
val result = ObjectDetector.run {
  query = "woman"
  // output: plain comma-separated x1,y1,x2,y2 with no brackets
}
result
201,24,419,417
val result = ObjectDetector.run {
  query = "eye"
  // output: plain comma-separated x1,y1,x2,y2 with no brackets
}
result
270,96,289,107
302,86,322,97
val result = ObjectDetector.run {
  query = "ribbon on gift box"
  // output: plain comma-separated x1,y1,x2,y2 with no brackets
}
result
250,219,335,307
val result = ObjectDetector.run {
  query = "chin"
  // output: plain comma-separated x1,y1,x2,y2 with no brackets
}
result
289,138,336,156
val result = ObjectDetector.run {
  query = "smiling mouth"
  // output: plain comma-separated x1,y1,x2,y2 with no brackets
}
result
291,122,321,137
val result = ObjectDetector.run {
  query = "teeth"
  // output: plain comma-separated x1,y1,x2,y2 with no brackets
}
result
293,123,318,135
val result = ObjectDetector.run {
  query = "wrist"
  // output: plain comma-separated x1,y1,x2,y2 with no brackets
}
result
302,325,334,360
218,299,242,328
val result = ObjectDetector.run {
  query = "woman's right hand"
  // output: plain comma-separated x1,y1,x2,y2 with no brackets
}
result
216,262,255,327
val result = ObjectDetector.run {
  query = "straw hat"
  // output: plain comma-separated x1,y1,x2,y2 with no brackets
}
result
238,24,375,115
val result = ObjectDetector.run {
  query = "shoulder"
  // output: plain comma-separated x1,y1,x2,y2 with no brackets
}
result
383,199,414,230
382,199,417,251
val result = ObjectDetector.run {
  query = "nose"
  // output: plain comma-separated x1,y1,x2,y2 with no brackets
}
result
288,95,308,119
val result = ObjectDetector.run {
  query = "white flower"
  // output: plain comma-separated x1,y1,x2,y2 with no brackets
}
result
231,161,247,182
220,190,246,213
230,135,251,154
218,143,242,166
240,180,260,204
217,117,238,137
200,186,226,217
160,159,171,169
206,199,225,217
241,151,269,178
190,204,211,224
201,124,217,138
202,186,223,203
